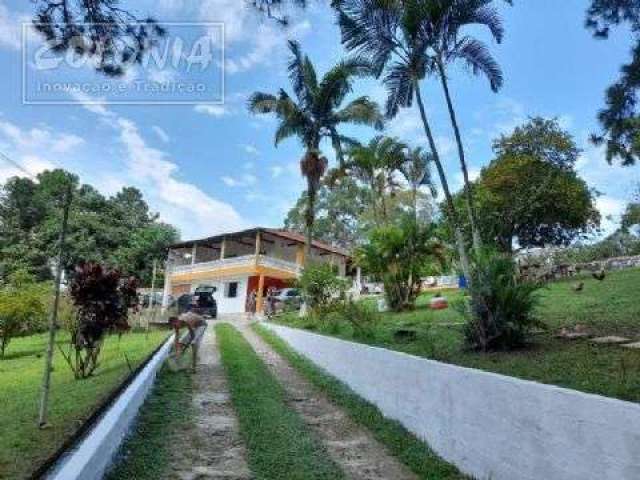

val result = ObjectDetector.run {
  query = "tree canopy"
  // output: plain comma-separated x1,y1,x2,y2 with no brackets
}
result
32,0,165,77
586,0,640,165
444,118,600,252
0,170,179,285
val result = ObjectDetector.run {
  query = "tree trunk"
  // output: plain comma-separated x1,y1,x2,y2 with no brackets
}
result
414,79,472,280
437,61,482,253
305,176,316,264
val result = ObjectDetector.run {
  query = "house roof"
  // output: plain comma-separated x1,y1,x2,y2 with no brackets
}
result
169,227,350,258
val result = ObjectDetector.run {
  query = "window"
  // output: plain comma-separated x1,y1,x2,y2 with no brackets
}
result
225,282,238,298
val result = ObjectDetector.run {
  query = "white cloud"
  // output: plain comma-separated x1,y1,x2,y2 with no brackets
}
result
68,90,113,117
241,144,260,156
222,173,257,187
116,118,248,238
596,195,627,237
0,154,55,184
152,126,170,143
225,21,312,74
453,167,481,192
385,107,423,139
0,120,84,154
194,104,228,117
270,166,284,178
0,1,25,51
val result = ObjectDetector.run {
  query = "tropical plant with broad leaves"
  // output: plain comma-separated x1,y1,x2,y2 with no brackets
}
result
249,40,383,257
462,249,543,351
356,214,444,311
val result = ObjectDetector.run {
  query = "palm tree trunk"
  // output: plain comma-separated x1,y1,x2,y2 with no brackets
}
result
414,79,471,280
436,60,482,252
305,176,316,263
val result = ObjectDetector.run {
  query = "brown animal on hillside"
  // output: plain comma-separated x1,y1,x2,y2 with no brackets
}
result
592,269,606,281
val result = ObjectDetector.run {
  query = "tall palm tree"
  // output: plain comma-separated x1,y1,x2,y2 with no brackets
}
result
398,146,436,223
334,0,473,278
346,136,407,224
424,0,505,251
249,40,383,258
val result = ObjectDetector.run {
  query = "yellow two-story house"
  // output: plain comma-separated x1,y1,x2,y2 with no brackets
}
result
162,227,351,315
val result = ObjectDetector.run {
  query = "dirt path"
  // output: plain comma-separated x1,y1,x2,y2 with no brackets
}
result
166,325,252,480
236,321,419,480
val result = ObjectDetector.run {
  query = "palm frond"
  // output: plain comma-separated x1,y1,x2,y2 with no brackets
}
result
456,36,503,92
383,61,415,118
450,0,504,43
287,40,317,108
335,0,401,76
334,96,384,130
248,92,279,114
317,56,375,112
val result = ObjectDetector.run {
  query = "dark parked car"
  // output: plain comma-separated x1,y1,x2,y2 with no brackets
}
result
177,286,217,318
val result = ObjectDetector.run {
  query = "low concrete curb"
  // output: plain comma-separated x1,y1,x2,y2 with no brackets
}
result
45,335,174,480
264,323,640,480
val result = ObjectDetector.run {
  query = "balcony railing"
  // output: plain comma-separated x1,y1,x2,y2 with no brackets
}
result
170,254,300,276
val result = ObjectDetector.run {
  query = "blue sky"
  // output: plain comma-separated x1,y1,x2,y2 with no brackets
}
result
0,0,638,240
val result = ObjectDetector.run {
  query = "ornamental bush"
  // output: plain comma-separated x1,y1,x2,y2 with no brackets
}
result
63,262,138,378
0,270,48,358
297,263,348,315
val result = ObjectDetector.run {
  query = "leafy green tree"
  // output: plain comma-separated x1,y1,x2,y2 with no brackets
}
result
356,215,444,311
0,270,48,358
284,177,369,248
586,0,640,165
249,40,383,257
471,154,600,252
297,263,348,315
442,118,599,252
493,117,581,170
334,0,473,278
0,169,179,285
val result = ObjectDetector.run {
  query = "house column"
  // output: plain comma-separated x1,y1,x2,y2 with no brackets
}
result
161,259,172,312
191,243,197,265
339,258,347,277
254,231,262,261
256,274,265,313
220,237,226,259
295,244,305,267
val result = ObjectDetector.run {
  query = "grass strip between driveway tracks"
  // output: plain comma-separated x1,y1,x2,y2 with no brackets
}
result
216,323,345,480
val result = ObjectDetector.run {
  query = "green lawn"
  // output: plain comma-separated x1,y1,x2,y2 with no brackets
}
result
276,268,640,402
216,323,345,480
0,329,168,480
254,324,467,480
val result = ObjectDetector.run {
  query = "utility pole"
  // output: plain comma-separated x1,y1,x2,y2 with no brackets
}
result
38,183,72,428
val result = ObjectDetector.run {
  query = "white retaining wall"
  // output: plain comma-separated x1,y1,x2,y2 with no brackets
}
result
46,335,174,480
264,323,640,480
